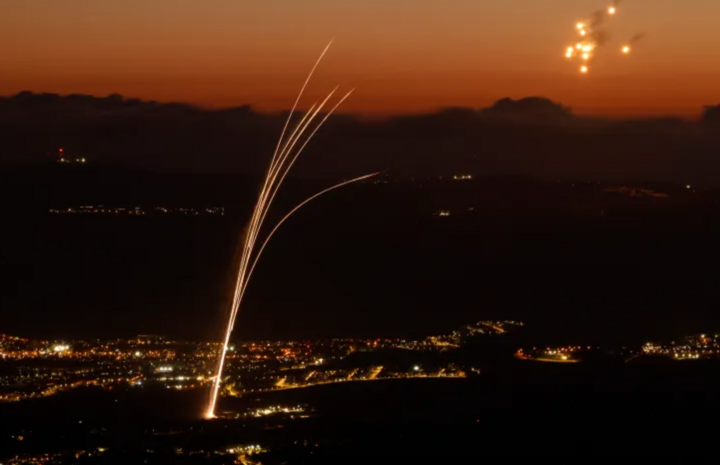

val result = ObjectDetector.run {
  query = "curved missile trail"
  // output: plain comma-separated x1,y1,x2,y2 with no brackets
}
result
205,43,376,419
251,89,355,251
269,40,333,182
238,172,381,308
226,89,347,337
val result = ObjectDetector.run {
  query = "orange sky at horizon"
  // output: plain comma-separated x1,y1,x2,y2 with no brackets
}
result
2,0,719,119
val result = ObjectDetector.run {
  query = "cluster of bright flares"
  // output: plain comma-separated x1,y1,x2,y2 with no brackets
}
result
205,42,379,419
564,4,632,74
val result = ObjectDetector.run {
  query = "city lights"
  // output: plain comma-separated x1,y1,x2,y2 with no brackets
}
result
0,320,515,404
49,206,225,216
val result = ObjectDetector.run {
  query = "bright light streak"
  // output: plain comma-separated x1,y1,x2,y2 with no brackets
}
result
267,40,333,182
205,43,379,420
206,46,336,419
239,172,381,305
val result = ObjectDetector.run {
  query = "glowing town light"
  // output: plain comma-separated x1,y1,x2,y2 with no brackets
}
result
580,65,589,74
577,23,584,30
413,365,420,371
53,344,70,353
622,45,631,54
608,6,616,14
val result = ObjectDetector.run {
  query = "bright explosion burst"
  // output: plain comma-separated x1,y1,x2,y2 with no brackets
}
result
205,42,379,419
564,2,641,75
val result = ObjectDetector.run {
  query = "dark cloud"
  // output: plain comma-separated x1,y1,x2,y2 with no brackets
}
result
1,92,720,186
702,104,720,124
480,97,572,120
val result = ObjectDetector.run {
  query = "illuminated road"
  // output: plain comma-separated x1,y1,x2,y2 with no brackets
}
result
514,352,578,363
268,373,466,393
533,357,579,363
481,323,506,334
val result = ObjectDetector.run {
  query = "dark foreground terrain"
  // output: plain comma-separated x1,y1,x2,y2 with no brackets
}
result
3,166,720,460
2,165,720,344
2,357,720,461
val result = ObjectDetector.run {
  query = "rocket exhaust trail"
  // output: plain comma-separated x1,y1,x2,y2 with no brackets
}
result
267,40,333,193
205,43,375,419
226,89,340,336
233,40,335,313
251,90,354,256
238,172,381,303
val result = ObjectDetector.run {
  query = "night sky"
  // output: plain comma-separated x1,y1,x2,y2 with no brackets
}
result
2,0,719,117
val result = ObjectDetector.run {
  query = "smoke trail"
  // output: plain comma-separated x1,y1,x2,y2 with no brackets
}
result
590,9,606,28
591,30,611,47
629,32,646,44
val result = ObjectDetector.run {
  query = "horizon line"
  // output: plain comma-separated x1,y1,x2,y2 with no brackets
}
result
2,90,714,121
